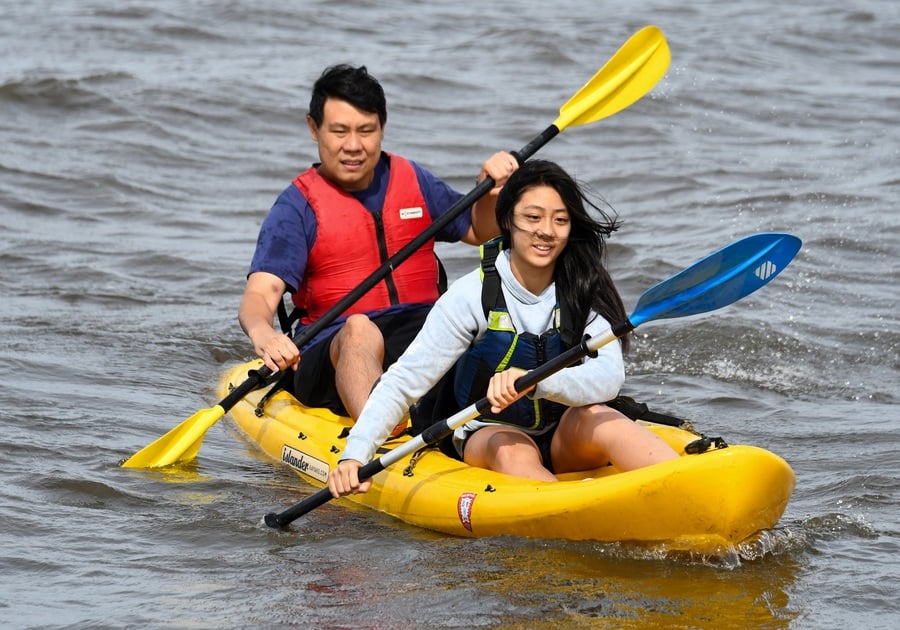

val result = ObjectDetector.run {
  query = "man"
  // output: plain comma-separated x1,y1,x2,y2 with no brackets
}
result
239,64,518,423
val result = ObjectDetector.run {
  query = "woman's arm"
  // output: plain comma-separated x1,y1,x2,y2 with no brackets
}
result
340,270,486,466
532,314,626,407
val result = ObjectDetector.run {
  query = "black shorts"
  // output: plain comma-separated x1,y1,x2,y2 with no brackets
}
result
292,305,431,416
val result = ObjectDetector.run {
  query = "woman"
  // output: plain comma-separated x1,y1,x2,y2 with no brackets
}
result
328,160,678,497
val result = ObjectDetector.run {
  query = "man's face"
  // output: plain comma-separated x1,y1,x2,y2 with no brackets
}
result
307,98,384,192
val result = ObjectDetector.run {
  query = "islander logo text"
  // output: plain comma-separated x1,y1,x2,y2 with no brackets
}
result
281,445,329,483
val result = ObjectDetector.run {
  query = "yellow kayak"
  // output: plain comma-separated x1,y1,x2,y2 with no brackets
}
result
221,360,794,553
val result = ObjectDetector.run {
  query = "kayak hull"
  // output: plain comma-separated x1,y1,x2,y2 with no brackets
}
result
221,361,794,552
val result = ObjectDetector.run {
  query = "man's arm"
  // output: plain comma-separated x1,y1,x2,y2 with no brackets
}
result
239,271,299,373
461,151,519,245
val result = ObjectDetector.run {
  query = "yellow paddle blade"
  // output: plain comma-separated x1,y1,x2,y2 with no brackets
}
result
120,405,225,468
554,25,670,132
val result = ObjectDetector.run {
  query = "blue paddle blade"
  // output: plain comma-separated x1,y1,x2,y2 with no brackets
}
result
628,233,802,328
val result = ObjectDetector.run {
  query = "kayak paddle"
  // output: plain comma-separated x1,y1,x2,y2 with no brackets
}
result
264,232,802,527
121,25,671,469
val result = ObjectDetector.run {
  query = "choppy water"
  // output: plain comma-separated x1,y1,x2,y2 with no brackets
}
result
1,1,898,628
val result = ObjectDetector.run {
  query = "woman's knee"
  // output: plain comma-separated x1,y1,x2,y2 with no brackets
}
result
553,405,627,460
466,428,538,467
489,431,533,463
561,404,626,435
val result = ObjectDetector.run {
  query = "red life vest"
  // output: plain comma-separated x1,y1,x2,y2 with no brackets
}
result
291,153,441,325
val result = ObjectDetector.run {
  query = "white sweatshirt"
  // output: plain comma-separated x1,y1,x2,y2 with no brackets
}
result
341,250,625,464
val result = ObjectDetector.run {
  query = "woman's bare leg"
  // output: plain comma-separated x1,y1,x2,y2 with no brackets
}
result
464,425,557,482
551,404,679,474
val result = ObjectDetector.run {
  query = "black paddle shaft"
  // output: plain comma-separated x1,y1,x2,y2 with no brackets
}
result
258,125,559,378
228,128,563,418
283,127,562,360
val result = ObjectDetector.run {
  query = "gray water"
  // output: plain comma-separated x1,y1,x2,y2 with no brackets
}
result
1,1,898,628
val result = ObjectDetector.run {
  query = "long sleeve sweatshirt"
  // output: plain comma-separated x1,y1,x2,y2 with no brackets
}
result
341,250,625,465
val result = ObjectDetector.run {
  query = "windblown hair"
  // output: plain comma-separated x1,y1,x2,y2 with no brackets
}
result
308,64,387,127
495,159,629,352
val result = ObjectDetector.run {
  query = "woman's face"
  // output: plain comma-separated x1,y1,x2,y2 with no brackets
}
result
507,184,571,286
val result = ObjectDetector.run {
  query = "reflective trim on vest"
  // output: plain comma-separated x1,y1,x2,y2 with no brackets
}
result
486,310,515,333
292,153,440,324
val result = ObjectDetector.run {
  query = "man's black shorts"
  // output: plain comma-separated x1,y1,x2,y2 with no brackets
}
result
292,305,431,416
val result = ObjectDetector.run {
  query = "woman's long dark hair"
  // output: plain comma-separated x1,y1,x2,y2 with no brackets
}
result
495,160,629,352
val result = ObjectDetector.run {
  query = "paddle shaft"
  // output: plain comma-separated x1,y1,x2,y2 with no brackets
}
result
230,126,560,403
263,328,620,528
288,126,559,352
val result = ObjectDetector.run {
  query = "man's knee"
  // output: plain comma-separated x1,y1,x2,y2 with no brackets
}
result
331,315,385,362
341,313,376,335
335,315,379,345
